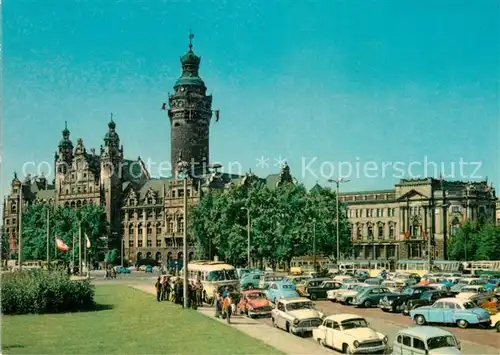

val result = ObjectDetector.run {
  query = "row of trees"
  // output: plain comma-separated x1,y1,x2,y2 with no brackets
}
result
189,182,351,268
2,204,109,265
447,221,500,261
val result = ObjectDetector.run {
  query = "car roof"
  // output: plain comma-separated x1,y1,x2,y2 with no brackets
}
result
323,313,366,322
279,297,310,304
435,297,469,305
398,326,453,339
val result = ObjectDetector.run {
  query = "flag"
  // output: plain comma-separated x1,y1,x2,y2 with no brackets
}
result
86,235,91,248
404,231,409,240
55,237,69,252
161,103,167,110
215,110,220,122
421,226,426,239
9,231,16,252
138,157,151,180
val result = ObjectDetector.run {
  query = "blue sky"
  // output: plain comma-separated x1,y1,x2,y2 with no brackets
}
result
2,0,499,198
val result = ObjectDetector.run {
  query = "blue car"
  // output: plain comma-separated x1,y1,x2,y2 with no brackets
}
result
264,281,299,303
410,297,490,329
485,279,500,292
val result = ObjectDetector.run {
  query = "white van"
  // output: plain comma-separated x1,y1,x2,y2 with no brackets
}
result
393,326,461,355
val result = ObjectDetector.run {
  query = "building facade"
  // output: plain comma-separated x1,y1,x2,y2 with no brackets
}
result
1,37,287,267
341,178,497,261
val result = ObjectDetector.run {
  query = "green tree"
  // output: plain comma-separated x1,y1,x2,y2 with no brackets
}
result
447,222,500,261
105,248,119,265
475,223,500,260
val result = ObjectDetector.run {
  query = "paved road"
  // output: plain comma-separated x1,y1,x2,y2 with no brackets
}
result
255,300,499,355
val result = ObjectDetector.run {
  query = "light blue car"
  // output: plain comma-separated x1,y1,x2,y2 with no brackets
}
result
264,281,299,303
410,297,490,329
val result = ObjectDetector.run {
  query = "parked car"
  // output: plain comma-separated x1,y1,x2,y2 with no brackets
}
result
337,283,370,305
300,277,331,297
264,281,299,303
427,283,450,291
364,278,383,286
237,289,273,318
457,285,490,299
403,290,455,315
271,297,324,336
327,282,362,302
145,265,153,273
240,272,261,290
307,280,342,300
258,275,284,290
410,297,491,329
381,280,405,293
115,266,131,274
313,314,389,354
490,312,500,332
379,286,436,313
393,326,462,355
351,286,394,308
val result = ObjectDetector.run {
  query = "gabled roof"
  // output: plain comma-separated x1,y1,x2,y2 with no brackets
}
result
397,189,429,201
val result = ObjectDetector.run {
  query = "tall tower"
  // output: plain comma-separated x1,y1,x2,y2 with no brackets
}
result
168,32,213,176
100,116,123,249
54,121,74,196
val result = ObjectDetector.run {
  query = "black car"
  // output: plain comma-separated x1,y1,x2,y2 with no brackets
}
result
402,290,454,315
379,286,435,312
307,280,342,300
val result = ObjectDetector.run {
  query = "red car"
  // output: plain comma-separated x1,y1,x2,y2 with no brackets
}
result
237,290,274,318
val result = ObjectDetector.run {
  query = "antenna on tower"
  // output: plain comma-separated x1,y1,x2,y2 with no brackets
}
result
188,29,194,51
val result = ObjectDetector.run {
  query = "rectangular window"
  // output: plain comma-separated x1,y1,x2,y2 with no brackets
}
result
138,240,143,247
178,189,184,197
147,227,153,235
129,240,134,247
156,226,161,234
138,228,143,235
402,336,412,347
413,338,426,350
147,240,152,247
156,240,162,247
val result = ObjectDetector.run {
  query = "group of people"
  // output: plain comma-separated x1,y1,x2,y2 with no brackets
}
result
213,286,235,323
155,276,204,309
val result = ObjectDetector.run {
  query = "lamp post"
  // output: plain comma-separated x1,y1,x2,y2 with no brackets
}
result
241,207,251,267
177,160,190,309
328,178,350,261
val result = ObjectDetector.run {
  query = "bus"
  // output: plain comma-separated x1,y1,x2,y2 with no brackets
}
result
290,255,331,274
395,260,461,276
181,260,239,303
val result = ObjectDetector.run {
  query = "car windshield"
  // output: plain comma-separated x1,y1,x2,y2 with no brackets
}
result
286,302,313,311
341,318,368,330
427,336,457,350
461,287,478,292
207,269,238,281
463,302,476,309
340,284,351,290
402,287,414,294
247,293,265,300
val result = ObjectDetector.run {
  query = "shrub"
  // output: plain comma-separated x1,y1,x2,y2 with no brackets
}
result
1,269,95,315
136,258,158,267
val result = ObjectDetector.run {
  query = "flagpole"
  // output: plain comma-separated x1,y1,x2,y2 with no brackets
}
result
72,236,75,271
46,207,50,267
78,222,82,275
84,233,87,278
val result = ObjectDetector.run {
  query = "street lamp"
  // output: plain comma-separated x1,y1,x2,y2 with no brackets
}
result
177,160,191,309
328,178,350,261
241,207,251,267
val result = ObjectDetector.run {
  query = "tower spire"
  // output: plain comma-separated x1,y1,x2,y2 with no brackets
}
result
188,29,194,51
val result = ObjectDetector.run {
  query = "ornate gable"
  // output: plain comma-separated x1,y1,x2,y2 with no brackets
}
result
397,189,428,201
145,187,157,204
126,189,138,205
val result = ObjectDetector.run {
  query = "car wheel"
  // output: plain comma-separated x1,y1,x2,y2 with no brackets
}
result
286,322,292,334
415,315,426,325
363,300,372,308
456,319,468,329
343,344,353,355
310,293,317,301
495,322,500,332
345,298,352,305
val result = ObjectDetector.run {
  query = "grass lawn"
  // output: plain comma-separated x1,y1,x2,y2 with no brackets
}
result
2,285,283,354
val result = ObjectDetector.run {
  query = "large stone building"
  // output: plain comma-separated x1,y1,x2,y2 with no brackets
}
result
340,178,497,261
1,36,291,266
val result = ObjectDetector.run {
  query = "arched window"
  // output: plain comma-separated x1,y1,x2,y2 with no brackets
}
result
76,200,82,208
389,224,395,238
138,223,143,235
357,226,362,240
451,217,460,236
367,225,373,239
156,222,161,235
378,224,384,239
147,223,153,236
178,217,184,233
71,201,76,208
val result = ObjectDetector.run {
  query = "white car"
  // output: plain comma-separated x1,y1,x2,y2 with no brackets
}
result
313,314,389,354
271,297,324,336
491,312,500,332
457,285,489,299
337,283,369,305
381,280,405,293
327,283,363,302
393,326,461,354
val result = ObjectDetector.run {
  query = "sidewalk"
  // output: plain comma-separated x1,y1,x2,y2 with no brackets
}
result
132,285,331,355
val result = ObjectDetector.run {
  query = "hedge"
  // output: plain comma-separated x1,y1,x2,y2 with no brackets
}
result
1,269,95,315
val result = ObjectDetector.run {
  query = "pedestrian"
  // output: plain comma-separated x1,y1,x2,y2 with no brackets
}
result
160,276,167,301
155,277,162,302
196,279,203,307
222,286,229,298
214,293,222,318
165,277,171,302
223,294,233,323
